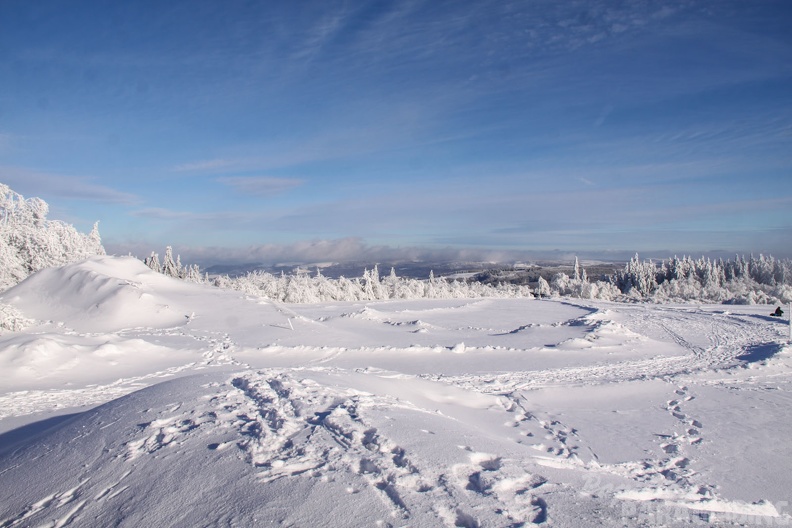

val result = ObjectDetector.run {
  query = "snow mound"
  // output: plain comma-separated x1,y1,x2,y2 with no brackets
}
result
556,319,646,351
1,256,200,332
0,332,195,391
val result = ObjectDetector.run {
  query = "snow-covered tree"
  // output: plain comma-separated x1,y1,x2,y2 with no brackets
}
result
140,242,791,306
612,254,658,297
161,246,180,278
535,276,551,298
610,253,791,304
0,182,105,291
144,252,161,273
183,263,202,282
141,246,207,283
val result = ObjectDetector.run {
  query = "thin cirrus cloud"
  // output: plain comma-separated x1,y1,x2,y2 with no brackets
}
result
129,207,194,220
216,176,304,197
0,166,138,205
129,207,273,228
1,0,790,261
172,159,237,172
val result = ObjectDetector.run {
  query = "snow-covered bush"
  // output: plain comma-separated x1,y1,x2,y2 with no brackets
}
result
0,183,105,291
0,302,34,332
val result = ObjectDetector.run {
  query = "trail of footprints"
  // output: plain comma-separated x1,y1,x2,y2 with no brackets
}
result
4,370,554,527
499,393,592,464
452,449,549,526
623,385,709,495
658,385,704,487
216,371,554,526
123,374,718,526
125,405,218,460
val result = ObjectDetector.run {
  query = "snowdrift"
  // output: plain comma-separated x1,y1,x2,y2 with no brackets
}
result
2,256,201,332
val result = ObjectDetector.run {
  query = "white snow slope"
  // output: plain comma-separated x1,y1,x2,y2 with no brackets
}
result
1,256,791,527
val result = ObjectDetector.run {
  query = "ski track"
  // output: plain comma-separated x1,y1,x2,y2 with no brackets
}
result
424,304,791,524
431,305,784,392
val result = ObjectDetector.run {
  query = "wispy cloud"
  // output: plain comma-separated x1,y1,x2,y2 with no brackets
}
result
128,207,194,220
128,207,267,227
0,166,138,205
4,1,789,260
169,125,428,176
172,159,236,172
217,176,304,197
626,196,792,221
289,6,351,64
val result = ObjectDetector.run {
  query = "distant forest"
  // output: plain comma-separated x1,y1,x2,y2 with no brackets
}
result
1,182,790,306
144,247,791,306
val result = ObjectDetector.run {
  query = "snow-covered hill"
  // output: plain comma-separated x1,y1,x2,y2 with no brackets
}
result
1,256,791,527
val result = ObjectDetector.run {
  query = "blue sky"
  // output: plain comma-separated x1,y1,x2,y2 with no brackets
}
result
1,0,790,264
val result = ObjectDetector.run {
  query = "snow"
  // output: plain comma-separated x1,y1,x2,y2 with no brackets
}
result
2,256,792,527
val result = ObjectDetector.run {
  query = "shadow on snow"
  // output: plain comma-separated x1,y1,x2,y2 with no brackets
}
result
0,412,85,457
737,342,783,364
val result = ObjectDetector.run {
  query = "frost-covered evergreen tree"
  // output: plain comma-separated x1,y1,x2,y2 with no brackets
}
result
144,252,161,273
613,254,658,297
384,267,400,298
535,276,551,298
0,182,105,290
207,265,536,303
183,263,202,282
146,243,791,306
141,246,206,283
612,253,791,304
161,246,180,278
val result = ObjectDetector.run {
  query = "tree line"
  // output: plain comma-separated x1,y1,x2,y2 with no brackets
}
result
0,182,789,307
147,248,792,305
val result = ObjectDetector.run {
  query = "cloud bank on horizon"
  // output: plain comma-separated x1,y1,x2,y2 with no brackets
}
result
0,0,790,263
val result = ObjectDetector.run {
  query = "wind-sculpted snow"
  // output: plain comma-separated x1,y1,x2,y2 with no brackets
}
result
1,257,792,526
0,370,569,526
2,256,200,332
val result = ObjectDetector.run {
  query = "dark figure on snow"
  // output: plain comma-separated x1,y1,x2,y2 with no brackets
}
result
771,306,784,317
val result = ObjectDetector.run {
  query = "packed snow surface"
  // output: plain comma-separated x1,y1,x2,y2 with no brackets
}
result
1,256,791,527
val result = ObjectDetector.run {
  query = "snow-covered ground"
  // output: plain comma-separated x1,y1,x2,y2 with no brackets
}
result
1,256,791,527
